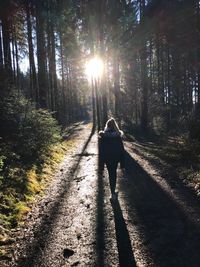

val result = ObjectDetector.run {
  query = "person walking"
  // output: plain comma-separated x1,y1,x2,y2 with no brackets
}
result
98,118,125,201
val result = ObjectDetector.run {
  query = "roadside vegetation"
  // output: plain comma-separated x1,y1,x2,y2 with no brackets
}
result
0,91,77,259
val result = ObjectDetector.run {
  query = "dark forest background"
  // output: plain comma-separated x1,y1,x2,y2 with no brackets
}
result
0,0,200,234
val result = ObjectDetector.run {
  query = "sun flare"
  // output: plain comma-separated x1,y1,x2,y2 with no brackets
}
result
85,57,103,81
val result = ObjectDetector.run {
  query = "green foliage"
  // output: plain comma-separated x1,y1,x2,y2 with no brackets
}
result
0,90,62,228
0,91,61,161
18,108,61,159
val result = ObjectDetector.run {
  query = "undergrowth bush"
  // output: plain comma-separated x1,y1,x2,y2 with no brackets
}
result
0,90,62,228
0,91,61,161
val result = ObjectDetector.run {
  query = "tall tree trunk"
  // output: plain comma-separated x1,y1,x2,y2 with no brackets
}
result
14,34,20,88
113,51,121,121
140,0,148,131
166,43,172,128
11,32,16,84
92,79,96,129
0,23,3,68
140,45,148,131
26,4,38,102
0,23,3,94
36,2,47,108
47,20,54,110
59,30,67,123
196,0,200,117
50,22,58,112
99,0,107,127
1,15,13,85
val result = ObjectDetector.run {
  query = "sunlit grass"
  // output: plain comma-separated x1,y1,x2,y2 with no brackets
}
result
0,136,77,237
14,202,31,221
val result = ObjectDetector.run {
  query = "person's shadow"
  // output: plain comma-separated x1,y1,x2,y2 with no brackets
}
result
111,198,137,267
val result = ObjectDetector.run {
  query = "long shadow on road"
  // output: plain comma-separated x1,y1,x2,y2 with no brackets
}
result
131,142,200,217
16,126,95,267
120,151,200,267
111,199,136,267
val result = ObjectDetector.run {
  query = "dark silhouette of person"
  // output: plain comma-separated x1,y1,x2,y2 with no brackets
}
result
98,118,125,200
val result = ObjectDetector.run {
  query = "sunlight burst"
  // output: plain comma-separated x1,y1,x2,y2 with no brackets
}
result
85,57,103,81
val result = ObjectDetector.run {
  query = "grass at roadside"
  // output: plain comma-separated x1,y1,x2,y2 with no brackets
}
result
0,131,77,261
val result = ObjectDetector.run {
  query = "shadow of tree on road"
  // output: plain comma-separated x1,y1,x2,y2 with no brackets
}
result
129,143,200,214
16,126,95,267
95,171,105,267
119,151,200,267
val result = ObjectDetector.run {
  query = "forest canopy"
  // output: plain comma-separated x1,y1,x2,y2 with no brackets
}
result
0,0,199,135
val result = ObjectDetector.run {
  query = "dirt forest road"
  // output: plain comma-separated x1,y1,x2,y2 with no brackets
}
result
8,122,200,267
